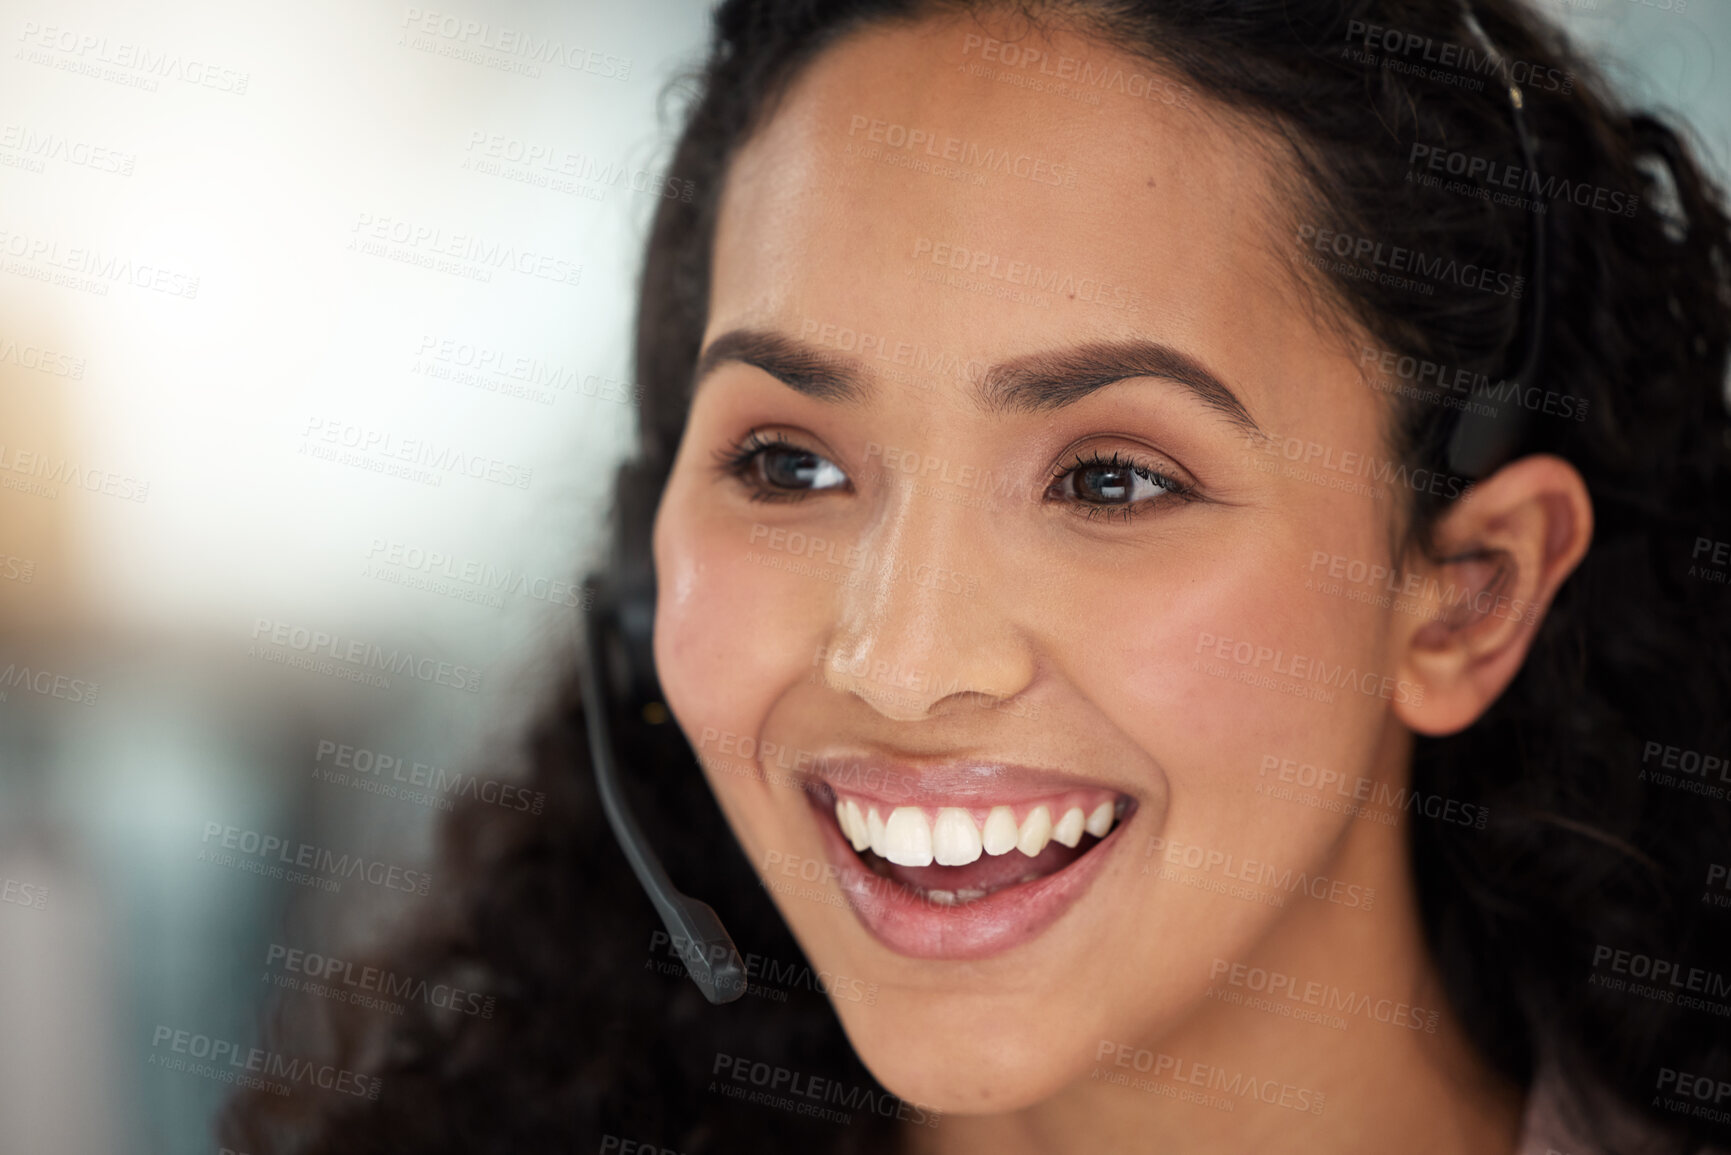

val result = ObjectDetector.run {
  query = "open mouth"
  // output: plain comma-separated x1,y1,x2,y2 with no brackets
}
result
819,783,1131,905
800,775,1136,958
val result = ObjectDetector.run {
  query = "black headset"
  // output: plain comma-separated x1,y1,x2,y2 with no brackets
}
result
581,573,747,1004
1445,3,1548,478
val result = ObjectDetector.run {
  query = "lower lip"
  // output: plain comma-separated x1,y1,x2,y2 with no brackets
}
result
806,794,1131,960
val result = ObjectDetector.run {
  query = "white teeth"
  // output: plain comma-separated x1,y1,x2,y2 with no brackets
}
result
842,796,1123,861
1052,806,1086,848
843,799,871,852
932,808,983,866
1017,805,1052,857
982,806,1019,856
883,807,934,867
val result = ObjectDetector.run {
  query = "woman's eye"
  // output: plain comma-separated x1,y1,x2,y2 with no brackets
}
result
731,440,849,495
759,445,847,490
712,430,852,502
1049,453,1188,518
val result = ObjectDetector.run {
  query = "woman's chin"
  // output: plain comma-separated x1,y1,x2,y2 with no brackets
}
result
831,1002,1094,1116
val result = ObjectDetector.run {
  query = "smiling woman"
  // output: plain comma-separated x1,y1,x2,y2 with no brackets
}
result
223,2,1731,1154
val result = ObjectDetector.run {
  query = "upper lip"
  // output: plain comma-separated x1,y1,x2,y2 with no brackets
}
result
797,751,1131,810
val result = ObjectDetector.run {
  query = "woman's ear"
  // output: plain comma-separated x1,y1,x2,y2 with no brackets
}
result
1390,454,1594,737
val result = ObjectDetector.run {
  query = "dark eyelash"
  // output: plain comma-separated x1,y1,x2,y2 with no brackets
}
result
1048,449,1194,523
712,428,788,475
715,437,1190,518
711,428,825,504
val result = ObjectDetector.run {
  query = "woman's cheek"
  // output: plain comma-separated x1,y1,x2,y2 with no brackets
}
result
653,499,823,780
1107,557,1363,851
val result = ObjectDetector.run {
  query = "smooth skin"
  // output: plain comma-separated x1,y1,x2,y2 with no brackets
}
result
651,14,1591,1154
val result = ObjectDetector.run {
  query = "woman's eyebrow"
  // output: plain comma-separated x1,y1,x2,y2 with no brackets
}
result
979,342,1263,437
695,327,1263,436
694,328,861,402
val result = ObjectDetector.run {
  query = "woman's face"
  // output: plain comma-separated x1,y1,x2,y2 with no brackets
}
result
654,16,1418,1112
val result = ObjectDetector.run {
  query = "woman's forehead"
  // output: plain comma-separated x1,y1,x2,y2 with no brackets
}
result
708,17,1347,441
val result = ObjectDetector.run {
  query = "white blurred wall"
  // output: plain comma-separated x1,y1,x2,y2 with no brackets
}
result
0,3,711,1152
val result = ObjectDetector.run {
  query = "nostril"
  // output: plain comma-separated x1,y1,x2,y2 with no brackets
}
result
852,684,936,722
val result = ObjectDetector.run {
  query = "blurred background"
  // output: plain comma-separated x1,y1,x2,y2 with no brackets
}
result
0,1,1723,1151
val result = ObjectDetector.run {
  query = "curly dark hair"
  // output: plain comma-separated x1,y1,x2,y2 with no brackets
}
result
221,1,1731,1152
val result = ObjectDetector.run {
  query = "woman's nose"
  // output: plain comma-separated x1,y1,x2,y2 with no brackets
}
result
814,484,1036,721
